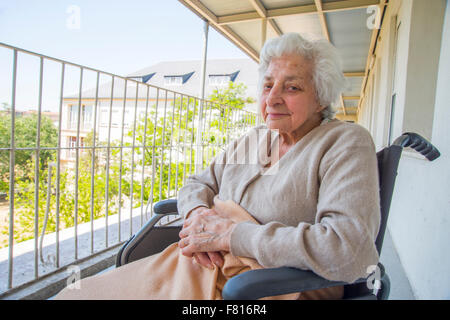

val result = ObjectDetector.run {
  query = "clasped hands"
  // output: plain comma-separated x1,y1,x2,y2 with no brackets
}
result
178,200,237,270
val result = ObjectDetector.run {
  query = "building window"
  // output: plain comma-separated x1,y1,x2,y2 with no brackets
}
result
68,136,84,158
209,75,231,86
69,105,78,129
83,105,93,129
68,104,93,130
164,76,183,86
209,71,239,86
111,110,121,126
99,109,121,126
100,109,109,126
128,72,156,83
163,72,194,86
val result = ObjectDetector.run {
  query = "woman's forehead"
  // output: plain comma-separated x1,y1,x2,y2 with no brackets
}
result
264,54,313,78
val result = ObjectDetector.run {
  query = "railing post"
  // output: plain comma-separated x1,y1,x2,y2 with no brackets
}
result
195,19,209,174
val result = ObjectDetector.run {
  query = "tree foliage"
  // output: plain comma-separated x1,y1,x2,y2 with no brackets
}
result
0,111,58,193
0,83,256,248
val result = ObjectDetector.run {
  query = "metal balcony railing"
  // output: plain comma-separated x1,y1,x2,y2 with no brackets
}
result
0,42,260,297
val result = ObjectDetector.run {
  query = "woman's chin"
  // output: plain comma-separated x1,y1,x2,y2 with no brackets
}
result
265,121,287,132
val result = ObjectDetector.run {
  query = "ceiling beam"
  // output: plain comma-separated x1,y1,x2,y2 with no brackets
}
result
314,0,346,115
266,4,318,19
339,96,347,116
338,106,358,112
335,114,357,122
249,0,266,17
218,12,260,25
268,19,283,36
248,0,283,38
322,0,380,12
343,96,361,100
218,0,380,25
344,71,365,77
314,0,330,41
357,0,388,117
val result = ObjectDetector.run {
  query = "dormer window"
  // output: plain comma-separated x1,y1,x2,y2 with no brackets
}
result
164,76,183,85
164,72,195,86
127,72,156,83
209,75,231,86
209,71,240,86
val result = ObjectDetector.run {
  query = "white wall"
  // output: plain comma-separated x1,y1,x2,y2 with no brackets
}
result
359,0,450,299
388,0,450,299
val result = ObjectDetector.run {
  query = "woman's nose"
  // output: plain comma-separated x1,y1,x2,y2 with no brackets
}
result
266,85,283,107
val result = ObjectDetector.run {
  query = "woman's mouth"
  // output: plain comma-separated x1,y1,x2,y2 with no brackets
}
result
267,113,289,120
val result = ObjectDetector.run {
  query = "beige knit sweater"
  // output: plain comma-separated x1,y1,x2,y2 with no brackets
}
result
177,119,381,283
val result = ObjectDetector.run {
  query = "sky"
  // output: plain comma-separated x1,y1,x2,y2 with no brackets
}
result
0,0,252,112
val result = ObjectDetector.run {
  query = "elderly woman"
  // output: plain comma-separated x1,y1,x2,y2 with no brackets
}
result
177,32,380,293
55,33,380,300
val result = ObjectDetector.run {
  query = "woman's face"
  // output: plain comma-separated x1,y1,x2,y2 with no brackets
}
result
260,54,324,138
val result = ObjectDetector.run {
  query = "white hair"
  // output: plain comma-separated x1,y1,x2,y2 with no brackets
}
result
258,33,347,120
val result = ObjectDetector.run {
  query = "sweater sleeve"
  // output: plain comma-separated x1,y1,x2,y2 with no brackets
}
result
229,126,381,283
177,126,260,218
177,150,226,218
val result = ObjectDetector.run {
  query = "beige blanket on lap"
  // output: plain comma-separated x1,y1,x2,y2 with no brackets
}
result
54,198,343,300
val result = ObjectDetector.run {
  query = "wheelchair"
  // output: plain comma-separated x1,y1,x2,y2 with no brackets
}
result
116,132,440,300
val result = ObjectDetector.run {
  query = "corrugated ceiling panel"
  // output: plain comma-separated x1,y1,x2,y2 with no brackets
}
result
274,14,324,40
343,76,363,96
261,0,315,10
228,20,264,53
326,8,371,72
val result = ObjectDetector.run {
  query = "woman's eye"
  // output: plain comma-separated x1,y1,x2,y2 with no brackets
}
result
288,86,300,91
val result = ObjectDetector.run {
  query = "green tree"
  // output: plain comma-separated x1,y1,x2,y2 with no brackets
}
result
209,81,255,110
0,112,58,193
0,135,123,247
0,82,256,248
126,82,256,205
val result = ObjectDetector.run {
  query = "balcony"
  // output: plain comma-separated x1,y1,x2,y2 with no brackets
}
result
0,42,260,299
1,0,447,301
0,41,418,300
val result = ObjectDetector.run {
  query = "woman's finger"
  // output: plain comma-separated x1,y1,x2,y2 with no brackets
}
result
179,227,188,239
182,216,194,229
208,251,224,268
179,219,206,239
194,252,214,269
178,237,190,249
180,214,235,255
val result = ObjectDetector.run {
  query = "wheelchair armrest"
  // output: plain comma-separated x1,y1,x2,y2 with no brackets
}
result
153,199,179,215
116,199,180,267
222,267,366,300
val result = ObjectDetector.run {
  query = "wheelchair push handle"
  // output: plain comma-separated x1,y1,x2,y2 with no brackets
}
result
393,132,440,161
